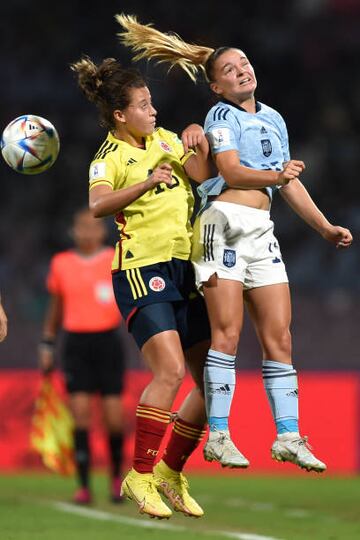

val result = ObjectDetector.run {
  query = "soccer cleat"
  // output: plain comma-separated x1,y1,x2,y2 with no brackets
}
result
203,429,250,468
110,477,124,504
73,487,92,505
120,468,172,519
153,460,204,518
271,433,327,473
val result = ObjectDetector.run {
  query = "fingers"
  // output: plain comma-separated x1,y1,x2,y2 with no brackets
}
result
158,163,172,172
290,160,305,171
285,162,305,176
336,230,353,248
182,125,204,153
326,226,353,248
152,164,173,186
182,133,202,153
182,135,189,154
38,351,55,374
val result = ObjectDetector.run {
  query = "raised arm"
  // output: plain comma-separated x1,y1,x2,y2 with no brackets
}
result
181,124,214,182
280,179,353,248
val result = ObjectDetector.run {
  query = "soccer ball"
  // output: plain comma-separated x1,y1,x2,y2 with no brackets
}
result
1,115,60,174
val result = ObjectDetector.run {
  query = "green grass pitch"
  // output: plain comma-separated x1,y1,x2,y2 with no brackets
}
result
0,472,359,539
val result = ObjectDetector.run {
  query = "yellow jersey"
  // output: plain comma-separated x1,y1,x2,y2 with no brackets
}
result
89,128,194,272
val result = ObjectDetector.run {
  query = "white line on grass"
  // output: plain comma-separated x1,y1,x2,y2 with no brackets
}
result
204,495,312,520
51,501,284,540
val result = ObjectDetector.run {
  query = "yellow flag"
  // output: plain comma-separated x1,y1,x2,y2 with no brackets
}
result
30,376,75,475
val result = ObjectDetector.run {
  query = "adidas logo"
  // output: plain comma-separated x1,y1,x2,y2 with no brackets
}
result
210,383,231,395
260,126,267,134
127,158,137,165
286,389,298,397
125,250,134,259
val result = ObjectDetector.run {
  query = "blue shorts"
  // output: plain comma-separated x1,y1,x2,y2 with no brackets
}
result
112,258,210,349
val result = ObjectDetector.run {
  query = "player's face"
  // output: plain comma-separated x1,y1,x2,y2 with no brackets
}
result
72,210,106,252
117,86,157,137
210,49,257,103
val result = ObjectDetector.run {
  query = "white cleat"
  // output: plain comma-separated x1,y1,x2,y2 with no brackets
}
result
271,433,327,473
203,430,250,468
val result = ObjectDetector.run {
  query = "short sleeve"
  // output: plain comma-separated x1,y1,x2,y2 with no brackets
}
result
204,108,240,155
46,256,62,295
89,157,118,191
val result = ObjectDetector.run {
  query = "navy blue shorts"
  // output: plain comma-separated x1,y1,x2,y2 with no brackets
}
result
112,259,210,349
62,329,125,395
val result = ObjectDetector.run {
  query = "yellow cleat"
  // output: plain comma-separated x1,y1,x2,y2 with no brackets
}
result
121,468,172,519
153,460,204,518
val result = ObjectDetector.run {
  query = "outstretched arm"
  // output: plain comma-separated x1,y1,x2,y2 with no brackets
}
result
280,179,353,248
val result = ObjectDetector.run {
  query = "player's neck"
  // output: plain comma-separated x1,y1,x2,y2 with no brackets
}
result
112,128,145,148
224,95,256,113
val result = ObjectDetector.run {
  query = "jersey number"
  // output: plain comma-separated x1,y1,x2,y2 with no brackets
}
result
147,169,180,194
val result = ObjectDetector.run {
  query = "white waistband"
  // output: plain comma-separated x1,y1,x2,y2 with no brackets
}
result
210,200,270,216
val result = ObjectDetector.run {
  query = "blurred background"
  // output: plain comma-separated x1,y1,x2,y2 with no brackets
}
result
0,0,359,370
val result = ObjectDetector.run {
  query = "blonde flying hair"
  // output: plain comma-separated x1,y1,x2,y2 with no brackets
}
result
115,13,216,82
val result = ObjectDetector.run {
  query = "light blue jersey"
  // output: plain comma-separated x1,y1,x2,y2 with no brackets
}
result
198,99,290,209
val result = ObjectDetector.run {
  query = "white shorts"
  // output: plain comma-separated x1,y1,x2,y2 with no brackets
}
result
191,201,288,290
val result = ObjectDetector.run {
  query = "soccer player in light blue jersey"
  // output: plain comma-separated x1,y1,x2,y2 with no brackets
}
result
117,15,353,473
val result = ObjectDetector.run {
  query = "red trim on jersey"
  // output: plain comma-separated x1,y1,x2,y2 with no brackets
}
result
126,307,138,327
115,212,130,271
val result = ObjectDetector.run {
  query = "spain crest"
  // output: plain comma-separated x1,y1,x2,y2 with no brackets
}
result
223,249,236,268
261,139,272,157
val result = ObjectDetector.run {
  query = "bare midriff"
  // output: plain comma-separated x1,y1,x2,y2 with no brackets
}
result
215,187,271,210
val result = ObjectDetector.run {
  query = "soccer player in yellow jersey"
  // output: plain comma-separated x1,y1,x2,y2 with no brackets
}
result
71,56,212,519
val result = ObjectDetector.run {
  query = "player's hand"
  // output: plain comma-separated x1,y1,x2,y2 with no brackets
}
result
277,160,306,186
322,225,353,249
181,124,206,153
38,347,55,375
0,304,7,342
146,163,173,189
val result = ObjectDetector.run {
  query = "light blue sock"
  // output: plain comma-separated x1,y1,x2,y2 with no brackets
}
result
204,349,236,432
262,360,299,435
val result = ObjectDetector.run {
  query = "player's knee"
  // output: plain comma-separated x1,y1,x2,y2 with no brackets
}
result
156,364,186,391
211,328,240,356
263,328,292,358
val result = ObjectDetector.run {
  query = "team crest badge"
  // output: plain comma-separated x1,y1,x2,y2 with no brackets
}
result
149,276,166,292
223,249,236,268
159,141,172,153
261,139,272,157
